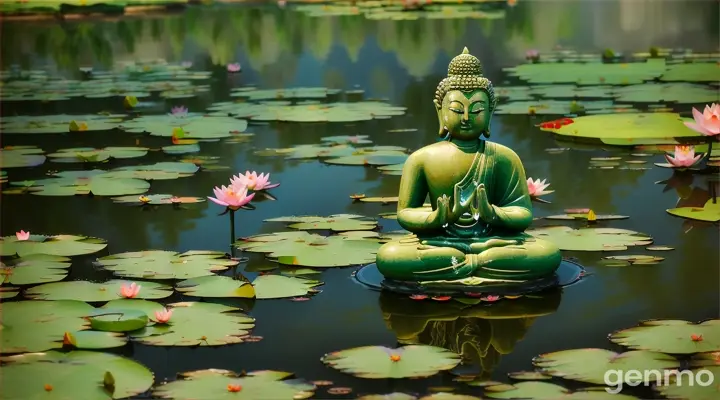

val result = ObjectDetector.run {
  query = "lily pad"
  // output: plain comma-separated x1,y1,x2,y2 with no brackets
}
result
0,146,46,168
175,274,322,299
609,319,720,354
321,345,461,379
496,100,614,115
119,114,248,139
532,85,615,99
358,394,418,400
0,234,107,257
235,231,380,267
162,143,201,154
105,162,199,180
527,226,652,251
12,170,150,196
533,349,678,385
322,135,373,145
208,101,406,122
153,369,315,399
129,301,256,346
24,279,173,302
613,83,719,103
0,114,123,134
88,309,149,332
655,365,720,400
47,147,148,163
252,275,323,299
96,250,238,280
598,255,664,267
0,350,154,399
660,62,719,82
667,198,720,222
507,371,552,380
1,254,71,285
484,381,640,399
111,194,204,205
231,86,342,101
265,214,377,231
544,213,629,221
503,60,667,85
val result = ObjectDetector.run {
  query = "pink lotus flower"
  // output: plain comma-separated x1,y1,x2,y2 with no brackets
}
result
227,63,241,73
231,171,280,191
154,308,173,324
685,103,720,138
482,295,500,302
208,184,255,210
665,145,703,168
526,49,539,59
527,177,553,198
170,106,188,117
119,282,141,298
15,230,30,241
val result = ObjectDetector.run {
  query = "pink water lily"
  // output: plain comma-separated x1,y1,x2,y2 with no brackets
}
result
170,106,188,117
526,49,539,59
119,282,141,298
208,184,255,210
15,230,30,241
231,171,280,191
154,308,173,324
685,103,720,138
665,145,703,168
227,63,241,73
527,177,553,198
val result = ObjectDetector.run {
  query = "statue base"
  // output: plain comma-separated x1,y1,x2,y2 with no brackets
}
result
353,259,585,298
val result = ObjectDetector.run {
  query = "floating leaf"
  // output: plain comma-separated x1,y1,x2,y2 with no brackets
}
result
655,365,720,400
325,151,409,166
88,309,149,333
235,231,380,268
496,100,614,115
544,213,629,221
418,395,480,400
359,197,398,204
265,214,377,231
252,275,323,299
661,62,719,82
504,60,667,85
0,351,153,399
646,245,674,251
527,226,652,251
153,368,315,399
0,234,107,257
176,275,255,298
321,345,461,379
231,86,342,101
0,254,71,285
47,147,148,163
208,101,406,122
609,319,720,354
357,394,418,400
667,198,720,222
533,349,678,385
0,146,46,168
162,143,201,154
105,162,199,180
25,280,173,302
96,250,238,280
111,194,204,205
0,114,123,134
119,114,248,139
322,135,373,145
613,83,719,103
507,371,552,380
598,255,664,267
484,381,639,399
11,170,150,196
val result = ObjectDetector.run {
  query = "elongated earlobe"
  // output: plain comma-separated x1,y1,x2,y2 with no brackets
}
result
433,99,445,137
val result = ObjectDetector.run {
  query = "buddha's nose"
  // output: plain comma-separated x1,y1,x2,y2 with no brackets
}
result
462,109,470,121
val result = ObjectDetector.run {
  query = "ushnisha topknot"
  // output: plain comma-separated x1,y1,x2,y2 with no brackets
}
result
434,47,497,108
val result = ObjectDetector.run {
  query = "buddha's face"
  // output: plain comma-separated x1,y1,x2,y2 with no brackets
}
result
435,89,492,140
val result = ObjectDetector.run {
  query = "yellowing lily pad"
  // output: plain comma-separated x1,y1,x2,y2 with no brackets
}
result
1,254,71,285
25,279,173,302
0,146,46,168
0,351,153,399
0,234,107,257
153,369,315,399
533,349,678,385
265,214,377,231
609,319,720,354
111,194,204,205
544,213,629,221
667,198,720,222
96,250,238,280
322,345,461,379
235,231,380,268
358,197,399,204
484,381,640,399
47,147,148,163
526,226,652,251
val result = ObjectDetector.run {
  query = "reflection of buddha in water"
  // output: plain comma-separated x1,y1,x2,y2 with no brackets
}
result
379,291,562,379
376,47,562,284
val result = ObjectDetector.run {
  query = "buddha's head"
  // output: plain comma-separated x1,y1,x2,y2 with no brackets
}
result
434,47,497,140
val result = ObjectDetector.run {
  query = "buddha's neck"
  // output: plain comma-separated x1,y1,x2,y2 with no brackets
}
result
449,137,485,153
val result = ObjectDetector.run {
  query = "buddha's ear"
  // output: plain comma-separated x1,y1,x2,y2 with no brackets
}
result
433,99,445,137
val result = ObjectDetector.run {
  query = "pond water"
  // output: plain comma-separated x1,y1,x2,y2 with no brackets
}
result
1,0,719,399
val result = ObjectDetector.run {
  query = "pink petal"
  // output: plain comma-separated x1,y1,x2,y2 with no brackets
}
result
264,183,280,189
207,196,229,207
684,121,712,136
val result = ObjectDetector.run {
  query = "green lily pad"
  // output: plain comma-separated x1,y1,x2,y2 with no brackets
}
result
322,135,373,145
235,231,380,268
47,147,148,163
357,394,418,400
654,365,720,400
1,254,71,285
119,114,247,139
667,198,720,222
0,146,46,168
598,255,664,267
609,319,720,354
88,309,149,332
129,301,256,346
419,395,480,400
526,226,652,251
496,100,614,115
0,300,125,353
325,151,409,166
321,345,461,379
660,62,719,82
265,214,377,231
533,349,679,385
544,213,629,221
0,114,124,134
208,101,406,122
484,381,640,399
613,83,719,103
251,275,323,299
231,86,342,101
105,162,199,180
162,143,201,154
25,279,173,302
539,113,703,144
0,350,154,399
531,85,615,99
0,234,107,257
503,59,667,85
153,369,315,399
507,371,552,380
111,194,204,205
175,274,322,299
11,170,150,196
96,250,239,280
0,287,19,298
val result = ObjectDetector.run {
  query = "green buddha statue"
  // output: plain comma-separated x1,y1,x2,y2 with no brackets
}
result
376,47,562,284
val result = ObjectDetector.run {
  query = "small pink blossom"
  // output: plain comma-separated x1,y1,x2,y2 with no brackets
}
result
154,308,173,324
15,230,30,241
170,106,188,117
526,49,539,60
482,295,500,302
231,171,280,191
119,282,141,298
208,184,255,210
227,63,241,73
664,145,703,168
685,103,720,138
527,177,553,198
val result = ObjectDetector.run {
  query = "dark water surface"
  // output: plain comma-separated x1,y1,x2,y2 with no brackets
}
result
1,0,719,398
